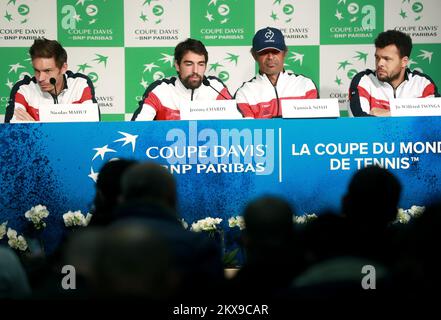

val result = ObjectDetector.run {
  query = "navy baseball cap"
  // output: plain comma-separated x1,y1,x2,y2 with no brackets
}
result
252,27,286,52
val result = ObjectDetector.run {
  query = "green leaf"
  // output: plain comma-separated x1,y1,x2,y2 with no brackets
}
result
222,248,239,267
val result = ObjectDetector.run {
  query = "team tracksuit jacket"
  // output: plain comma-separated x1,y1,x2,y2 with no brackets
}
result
234,71,318,118
349,68,440,117
5,71,97,123
131,76,232,121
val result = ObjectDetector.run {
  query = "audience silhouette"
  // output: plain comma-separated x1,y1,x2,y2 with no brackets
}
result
2,163,439,312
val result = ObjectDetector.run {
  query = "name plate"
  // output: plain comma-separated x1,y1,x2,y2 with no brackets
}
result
281,99,340,118
390,98,441,117
39,103,100,122
180,100,242,120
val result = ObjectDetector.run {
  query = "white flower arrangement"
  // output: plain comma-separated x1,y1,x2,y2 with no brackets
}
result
228,216,245,230
7,228,28,251
1,204,95,252
63,210,92,227
0,203,428,253
395,205,425,224
293,213,318,224
0,221,7,240
190,217,223,232
24,204,49,230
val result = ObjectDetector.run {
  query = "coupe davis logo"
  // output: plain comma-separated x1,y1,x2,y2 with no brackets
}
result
3,0,31,25
269,0,295,23
204,0,232,24
334,0,376,30
88,124,274,178
139,0,165,25
399,0,424,21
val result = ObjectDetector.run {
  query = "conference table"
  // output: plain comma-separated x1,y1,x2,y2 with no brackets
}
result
1,117,440,252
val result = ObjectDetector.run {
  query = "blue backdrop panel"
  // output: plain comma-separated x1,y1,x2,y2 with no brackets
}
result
1,117,441,251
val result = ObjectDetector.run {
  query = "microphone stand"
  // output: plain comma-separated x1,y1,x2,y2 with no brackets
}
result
50,77,59,104
202,76,229,100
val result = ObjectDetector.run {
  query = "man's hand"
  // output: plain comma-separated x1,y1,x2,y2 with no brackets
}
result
14,108,36,121
370,108,391,117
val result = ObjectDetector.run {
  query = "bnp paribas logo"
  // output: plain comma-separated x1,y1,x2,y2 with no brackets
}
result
139,51,175,91
139,0,165,25
0,48,32,110
4,56,32,91
88,131,139,183
284,50,305,72
409,44,441,87
334,50,369,88
204,0,234,25
399,0,424,21
334,0,376,28
208,52,239,83
409,47,434,74
269,0,295,23
76,53,109,88
3,0,31,25
282,46,319,87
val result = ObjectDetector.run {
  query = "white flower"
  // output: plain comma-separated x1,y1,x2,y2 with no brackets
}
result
394,205,425,224
190,217,223,232
228,216,245,230
293,213,317,224
24,204,49,230
408,205,425,218
294,216,306,224
180,218,189,229
63,210,92,227
0,221,7,240
7,228,17,239
7,228,28,251
396,208,411,224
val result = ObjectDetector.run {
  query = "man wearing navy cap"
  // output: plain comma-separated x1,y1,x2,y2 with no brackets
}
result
235,27,318,118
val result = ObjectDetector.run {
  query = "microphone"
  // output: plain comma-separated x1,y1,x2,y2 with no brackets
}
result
202,76,229,100
50,77,58,104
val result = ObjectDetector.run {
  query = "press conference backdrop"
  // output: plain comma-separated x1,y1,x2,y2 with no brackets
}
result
1,0,440,122
2,117,441,253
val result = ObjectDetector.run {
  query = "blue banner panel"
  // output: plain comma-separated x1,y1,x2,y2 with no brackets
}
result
1,117,441,251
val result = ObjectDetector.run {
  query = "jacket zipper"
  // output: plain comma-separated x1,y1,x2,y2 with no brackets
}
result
273,85,280,117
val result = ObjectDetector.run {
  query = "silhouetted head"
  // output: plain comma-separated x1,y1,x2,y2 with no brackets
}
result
92,219,176,299
243,195,295,249
121,162,177,211
91,159,137,226
343,166,401,228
